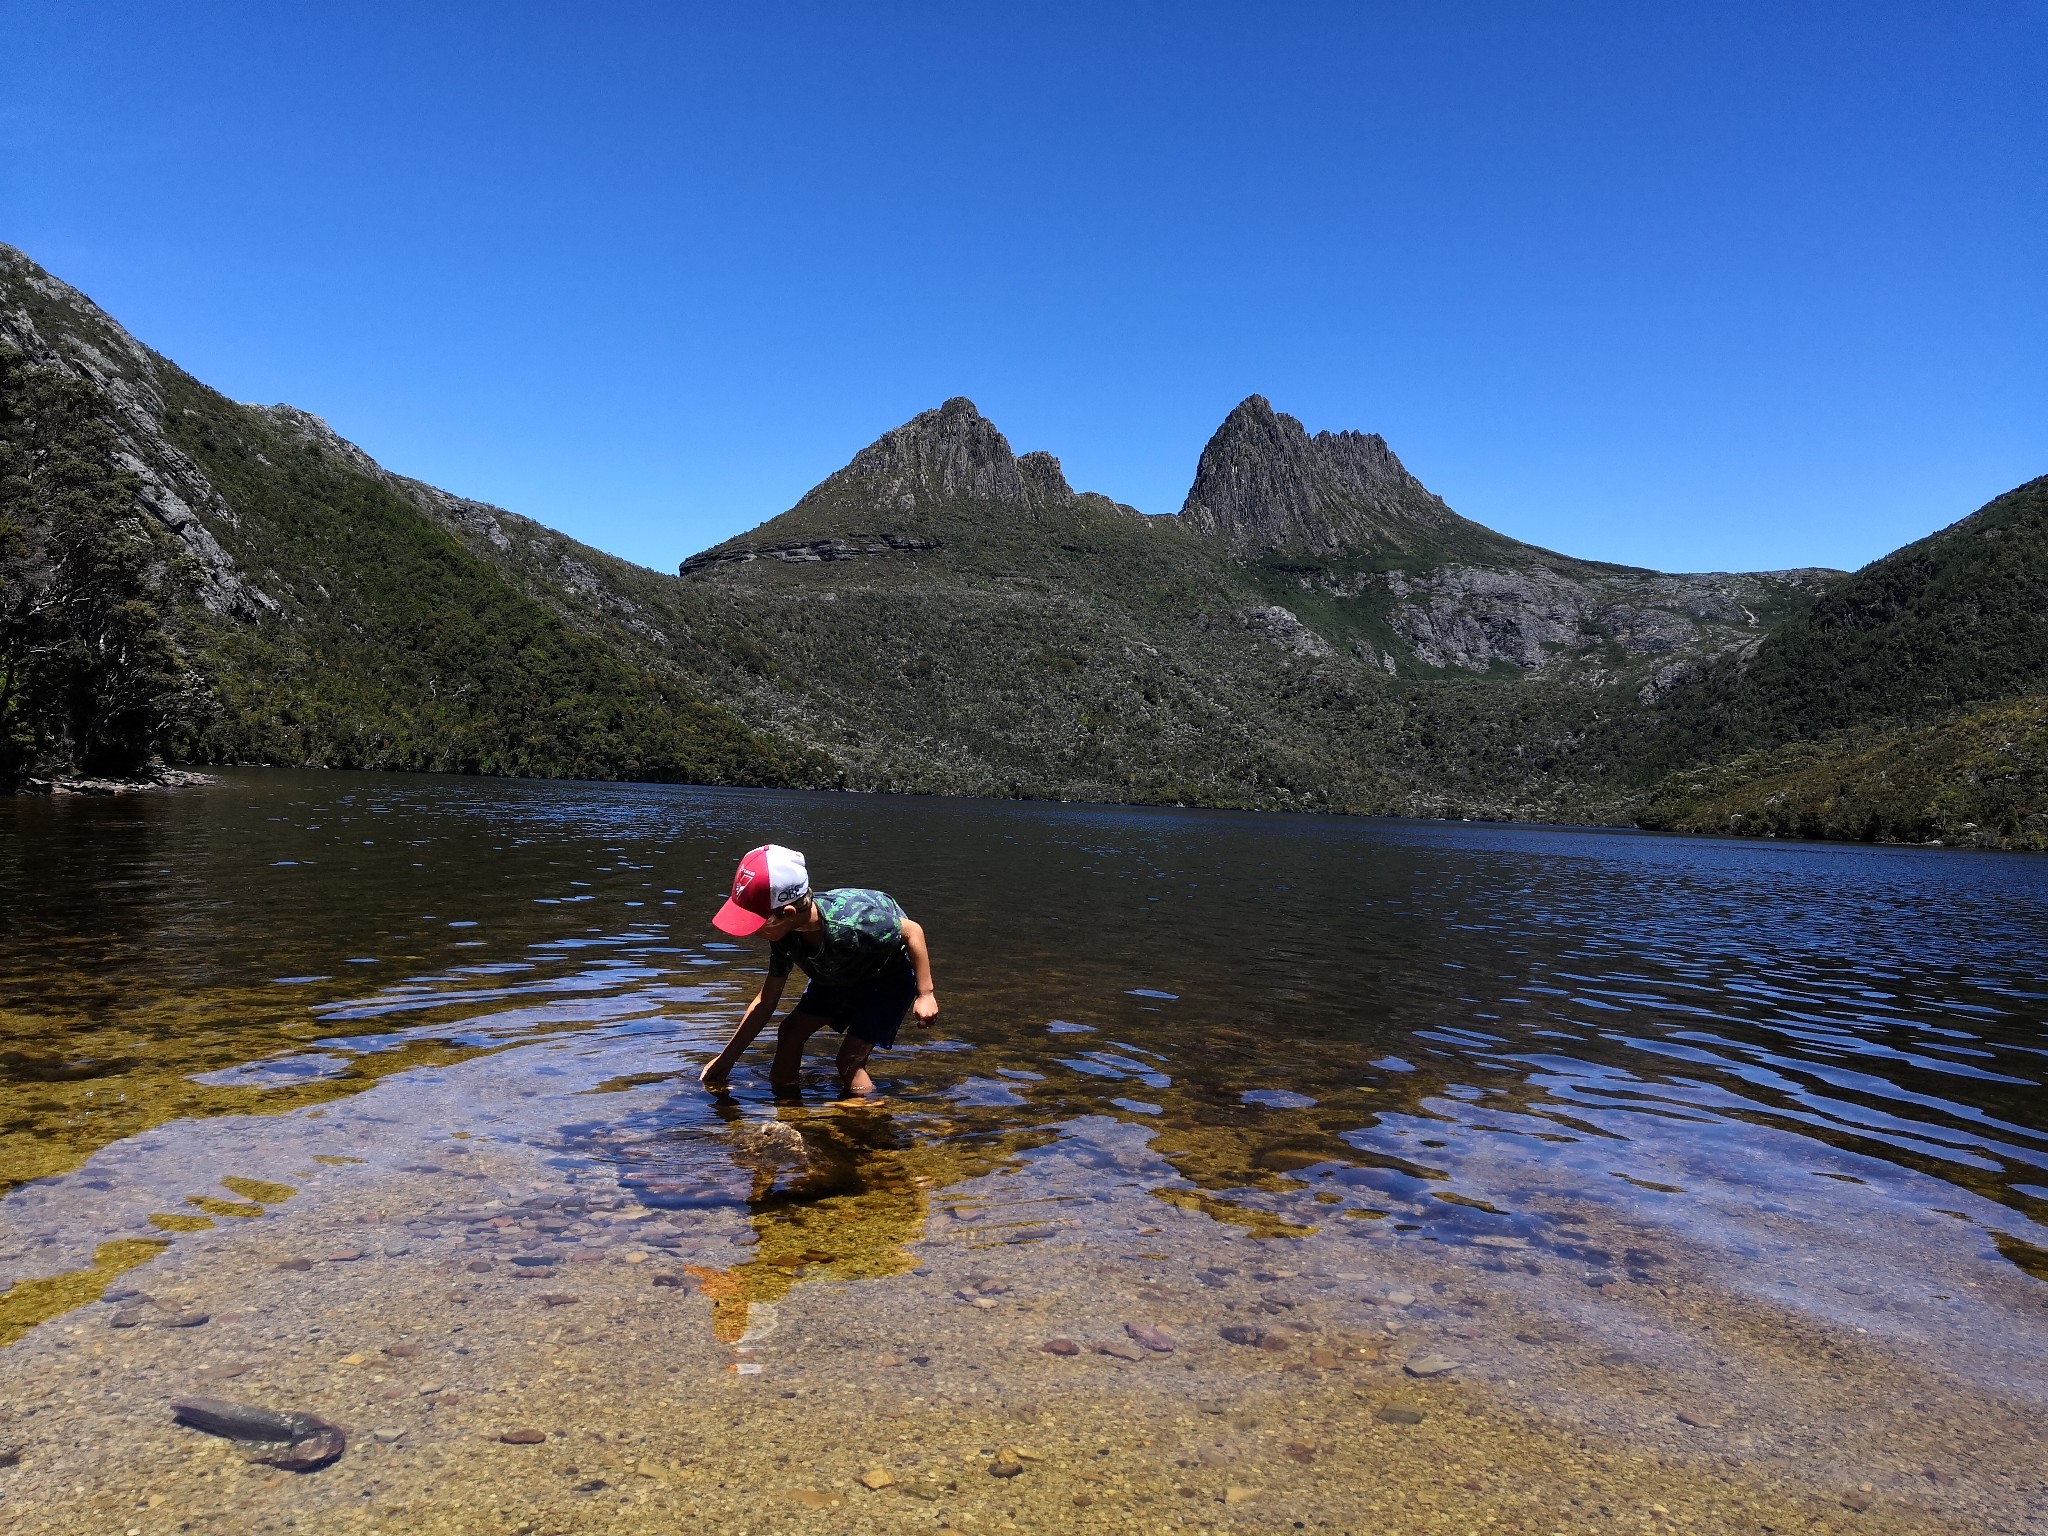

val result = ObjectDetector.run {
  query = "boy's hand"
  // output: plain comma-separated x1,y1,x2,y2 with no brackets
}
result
699,1056,733,1089
912,991,940,1027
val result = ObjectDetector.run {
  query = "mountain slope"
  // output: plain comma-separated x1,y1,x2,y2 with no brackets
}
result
1638,694,2048,851
0,244,819,787
1633,474,2048,780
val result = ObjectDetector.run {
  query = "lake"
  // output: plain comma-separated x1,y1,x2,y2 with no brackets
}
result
2,769,2044,1534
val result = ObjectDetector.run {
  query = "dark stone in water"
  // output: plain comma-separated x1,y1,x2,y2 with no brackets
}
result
383,1343,420,1359
510,1256,554,1267
538,1293,580,1307
1598,1350,1635,1367
1378,1406,1425,1425
465,1260,493,1273
1041,1338,1080,1356
1097,1341,1145,1362
651,1274,685,1288
171,1397,347,1471
110,1309,149,1329
1126,1323,1175,1354
276,1258,313,1272
1220,1326,1265,1347
163,1311,209,1328
500,1428,546,1444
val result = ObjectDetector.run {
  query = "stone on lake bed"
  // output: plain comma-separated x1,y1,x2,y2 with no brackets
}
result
464,1260,492,1273
1041,1337,1080,1356
162,1311,209,1328
499,1428,546,1444
1309,1347,1341,1369
788,1488,844,1508
538,1293,580,1307
325,1250,365,1263
1404,1354,1458,1377
1220,1326,1264,1347
110,1309,149,1328
1387,1291,1416,1306
1125,1323,1175,1353
275,1258,312,1271
1224,1485,1259,1504
989,1449,1025,1478
1096,1341,1145,1362
859,1467,896,1490
1379,1406,1426,1425
383,1343,420,1359
510,1256,554,1267
372,1428,405,1443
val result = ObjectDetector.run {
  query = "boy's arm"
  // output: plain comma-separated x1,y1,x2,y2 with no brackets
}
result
700,972,788,1086
902,918,939,1025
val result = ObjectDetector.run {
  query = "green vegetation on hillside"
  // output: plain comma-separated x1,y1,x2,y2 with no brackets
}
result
1639,694,2048,851
1636,476,2048,779
154,376,825,787
0,347,196,785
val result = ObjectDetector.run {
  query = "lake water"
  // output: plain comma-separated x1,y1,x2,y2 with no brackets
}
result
2,770,2044,1534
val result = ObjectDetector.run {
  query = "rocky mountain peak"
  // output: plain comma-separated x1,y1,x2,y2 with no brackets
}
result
1178,394,1463,556
802,396,1075,517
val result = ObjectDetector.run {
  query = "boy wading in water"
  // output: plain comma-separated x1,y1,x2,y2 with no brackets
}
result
700,844,937,1097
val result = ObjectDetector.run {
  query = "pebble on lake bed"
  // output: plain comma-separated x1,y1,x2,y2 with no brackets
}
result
1404,1354,1458,1377
989,1449,1025,1478
499,1429,546,1445
1041,1337,1080,1356
1378,1406,1425,1425
1096,1341,1145,1362
859,1468,895,1490
1125,1323,1175,1353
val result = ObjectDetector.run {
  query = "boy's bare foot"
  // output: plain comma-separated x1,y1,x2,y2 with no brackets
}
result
839,1066,875,1097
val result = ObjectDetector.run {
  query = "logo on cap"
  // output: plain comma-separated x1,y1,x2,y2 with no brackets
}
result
711,844,810,936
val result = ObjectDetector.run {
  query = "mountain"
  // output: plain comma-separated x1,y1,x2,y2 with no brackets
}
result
1636,474,2048,771
0,244,819,789
1179,393,1533,561
4,241,2040,847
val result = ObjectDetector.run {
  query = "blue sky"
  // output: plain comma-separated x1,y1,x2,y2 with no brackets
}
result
3,2,2042,575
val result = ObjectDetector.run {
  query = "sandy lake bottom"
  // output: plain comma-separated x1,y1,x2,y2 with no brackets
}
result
1,771,2044,1534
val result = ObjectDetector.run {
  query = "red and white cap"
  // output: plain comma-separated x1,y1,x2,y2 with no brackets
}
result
711,844,811,936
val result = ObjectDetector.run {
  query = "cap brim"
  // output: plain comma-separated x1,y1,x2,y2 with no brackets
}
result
711,898,768,937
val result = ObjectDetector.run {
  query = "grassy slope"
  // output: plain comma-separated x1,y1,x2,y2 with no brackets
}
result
156,374,823,786
1638,693,2048,850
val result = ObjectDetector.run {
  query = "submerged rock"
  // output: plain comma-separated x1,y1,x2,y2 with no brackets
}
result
1125,1323,1176,1353
170,1397,346,1471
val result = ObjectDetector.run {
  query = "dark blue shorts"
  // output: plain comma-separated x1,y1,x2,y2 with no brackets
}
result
792,961,917,1049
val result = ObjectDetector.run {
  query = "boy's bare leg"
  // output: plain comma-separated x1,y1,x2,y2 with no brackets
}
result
769,1011,832,1092
835,1033,876,1097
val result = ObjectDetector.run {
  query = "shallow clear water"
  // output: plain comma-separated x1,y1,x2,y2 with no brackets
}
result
2,770,2045,1533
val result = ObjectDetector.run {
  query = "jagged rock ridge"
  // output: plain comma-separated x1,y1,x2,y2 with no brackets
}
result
1179,394,1508,558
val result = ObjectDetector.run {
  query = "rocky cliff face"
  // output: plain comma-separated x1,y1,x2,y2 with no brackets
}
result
1178,394,1505,557
0,244,274,620
1371,562,1836,695
810,396,1071,515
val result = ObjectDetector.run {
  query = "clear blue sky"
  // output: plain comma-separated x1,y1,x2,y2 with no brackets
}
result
3,2,2042,575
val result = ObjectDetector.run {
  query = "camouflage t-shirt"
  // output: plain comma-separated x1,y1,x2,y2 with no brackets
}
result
769,888,909,988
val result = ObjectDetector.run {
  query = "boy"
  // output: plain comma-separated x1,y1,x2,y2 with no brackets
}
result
699,844,938,1097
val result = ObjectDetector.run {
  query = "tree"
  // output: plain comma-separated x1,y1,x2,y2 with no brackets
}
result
0,347,193,785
